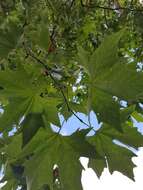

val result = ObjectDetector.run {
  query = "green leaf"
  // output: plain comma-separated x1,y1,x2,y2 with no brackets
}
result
100,124,143,149
0,68,38,98
43,98,60,126
1,180,17,190
60,101,87,121
0,68,61,132
94,63,143,102
89,30,124,78
91,88,121,130
134,12,143,33
30,23,50,50
3,134,22,159
37,24,50,50
88,127,137,180
83,30,125,130
0,97,33,132
88,123,143,179
88,156,106,178
0,74,35,131
0,24,22,58
24,129,97,190
120,105,135,123
132,111,143,122
21,113,44,146
78,46,90,74
85,31,143,130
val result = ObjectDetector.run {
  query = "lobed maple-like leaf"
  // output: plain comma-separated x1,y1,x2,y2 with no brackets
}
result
78,30,143,131
0,67,60,132
22,127,97,190
88,123,143,179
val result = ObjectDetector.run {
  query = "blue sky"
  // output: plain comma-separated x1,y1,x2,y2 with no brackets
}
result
52,111,100,136
51,110,143,136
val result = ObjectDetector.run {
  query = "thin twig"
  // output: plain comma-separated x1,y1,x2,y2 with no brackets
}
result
23,45,92,129
58,86,91,128
58,119,66,134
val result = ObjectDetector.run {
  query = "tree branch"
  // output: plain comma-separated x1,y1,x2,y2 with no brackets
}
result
80,0,143,12
23,45,92,129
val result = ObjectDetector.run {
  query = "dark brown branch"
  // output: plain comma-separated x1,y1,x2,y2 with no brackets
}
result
80,0,143,12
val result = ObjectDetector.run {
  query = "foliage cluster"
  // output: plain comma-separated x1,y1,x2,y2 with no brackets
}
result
0,0,143,190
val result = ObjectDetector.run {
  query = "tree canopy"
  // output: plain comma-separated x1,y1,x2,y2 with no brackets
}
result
0,0,143,189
